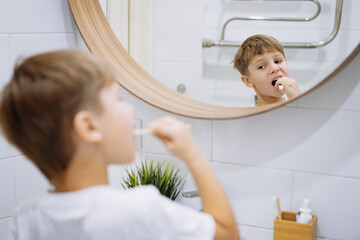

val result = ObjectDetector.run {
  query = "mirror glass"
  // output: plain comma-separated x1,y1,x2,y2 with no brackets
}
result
104,0,359,107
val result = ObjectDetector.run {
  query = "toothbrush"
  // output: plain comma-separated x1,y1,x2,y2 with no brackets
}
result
133,124,191,136
273,196,282,220
133,128,154,136
271,79,284,91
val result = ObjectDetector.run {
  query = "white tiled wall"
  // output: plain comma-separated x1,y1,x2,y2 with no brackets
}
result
0,0,73,34
213,107,360,179
0,160,16,218
14,156,50,203
0,0,359,240
0,36,10,91
151,0,203,100
293,172,360,240
0,218,11,240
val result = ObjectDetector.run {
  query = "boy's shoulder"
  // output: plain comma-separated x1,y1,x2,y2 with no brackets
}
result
14,185,161,214
13,194,46,216
94,184,161,202
11,184,163,232
10,185,215,240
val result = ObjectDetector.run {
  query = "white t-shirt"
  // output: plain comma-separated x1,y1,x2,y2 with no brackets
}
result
9,185,215,240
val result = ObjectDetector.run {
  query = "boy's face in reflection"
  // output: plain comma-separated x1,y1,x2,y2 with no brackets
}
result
241,51,289,98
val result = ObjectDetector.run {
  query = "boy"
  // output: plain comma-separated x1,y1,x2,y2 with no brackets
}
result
233,34,301,106
0,50,239,240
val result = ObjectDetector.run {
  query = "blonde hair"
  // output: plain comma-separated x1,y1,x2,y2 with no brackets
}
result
233,34,285,76
0,50,115,186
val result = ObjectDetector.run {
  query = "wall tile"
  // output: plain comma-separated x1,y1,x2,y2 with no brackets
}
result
297,49,360,111
207,162,293,229
287,61,338,93
293,172,360,239
14,156,50,204
0,218,11,240
152,30,202,61
213,107,360,179
153,0,202,29
202,89,255,107
0,159,16,218
0,36,11,90
0,135,20,160
238,225,273,240
202,60,244,91
10,34,76,68
152,62,202,95
0,0,73,33
0,2,12,33
341,0,360,30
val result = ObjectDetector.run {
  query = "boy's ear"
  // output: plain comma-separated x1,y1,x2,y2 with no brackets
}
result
73,111,103,143
241,75,254,88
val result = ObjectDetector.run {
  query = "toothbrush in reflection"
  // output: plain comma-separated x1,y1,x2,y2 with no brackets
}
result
133,124,191,136
272,79,284,91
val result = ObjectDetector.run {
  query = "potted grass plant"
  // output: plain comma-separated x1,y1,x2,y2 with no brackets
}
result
121,159,186,201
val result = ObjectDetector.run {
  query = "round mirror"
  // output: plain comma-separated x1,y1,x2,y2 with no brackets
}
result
68,0,360,119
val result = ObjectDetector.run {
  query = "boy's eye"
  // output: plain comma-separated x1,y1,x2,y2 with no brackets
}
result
257,65,265,69
275,60,282,64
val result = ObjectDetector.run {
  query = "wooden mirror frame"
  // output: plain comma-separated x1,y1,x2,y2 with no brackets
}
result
68,0,360,120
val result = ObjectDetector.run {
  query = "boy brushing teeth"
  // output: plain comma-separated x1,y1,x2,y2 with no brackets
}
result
233,34,301,106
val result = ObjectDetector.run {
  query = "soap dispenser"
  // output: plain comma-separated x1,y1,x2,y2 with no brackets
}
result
296,198,313,224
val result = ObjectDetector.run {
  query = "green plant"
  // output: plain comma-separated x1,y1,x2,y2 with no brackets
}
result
121,159,186,201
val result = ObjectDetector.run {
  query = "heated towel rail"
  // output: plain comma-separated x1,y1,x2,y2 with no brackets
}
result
202,0,343,49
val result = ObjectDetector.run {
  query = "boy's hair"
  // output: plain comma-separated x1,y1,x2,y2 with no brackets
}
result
233,34,285,76
0,50,115,186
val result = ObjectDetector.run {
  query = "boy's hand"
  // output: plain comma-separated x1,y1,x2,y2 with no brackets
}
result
148,117,200,163
150,116,240,239
275,77,301,100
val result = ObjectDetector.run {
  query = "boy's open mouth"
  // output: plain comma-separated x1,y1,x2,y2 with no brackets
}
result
271,76,282,86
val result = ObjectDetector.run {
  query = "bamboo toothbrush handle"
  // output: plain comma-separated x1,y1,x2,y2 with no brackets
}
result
275,196,282,220
133,128,153,136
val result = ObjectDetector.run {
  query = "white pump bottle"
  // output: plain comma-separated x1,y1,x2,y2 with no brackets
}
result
296,199,313,224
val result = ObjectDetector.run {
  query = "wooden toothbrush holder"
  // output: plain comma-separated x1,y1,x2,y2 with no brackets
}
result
274,211,317,240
